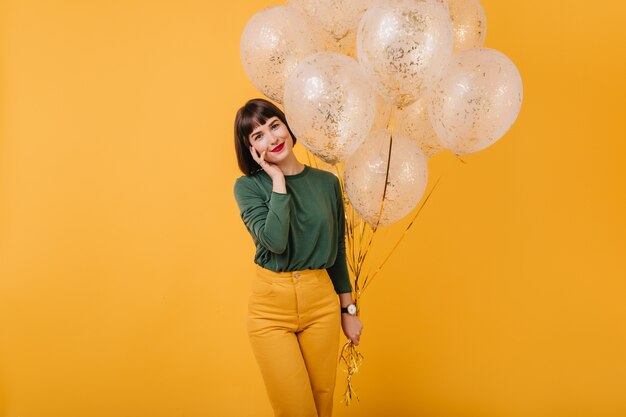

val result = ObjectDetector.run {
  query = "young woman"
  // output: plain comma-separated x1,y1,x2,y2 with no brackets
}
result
233,98,364,417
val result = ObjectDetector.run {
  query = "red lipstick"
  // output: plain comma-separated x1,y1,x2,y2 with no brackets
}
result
271,143,285,153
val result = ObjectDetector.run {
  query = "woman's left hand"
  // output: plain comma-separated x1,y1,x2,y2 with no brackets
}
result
341,314,363,345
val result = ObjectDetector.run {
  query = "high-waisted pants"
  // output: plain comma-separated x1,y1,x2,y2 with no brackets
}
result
247,264,341,417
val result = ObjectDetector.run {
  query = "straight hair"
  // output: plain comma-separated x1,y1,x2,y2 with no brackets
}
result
234,98,298,176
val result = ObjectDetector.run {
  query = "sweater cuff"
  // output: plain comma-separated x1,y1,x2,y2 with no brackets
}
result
269,191,290,209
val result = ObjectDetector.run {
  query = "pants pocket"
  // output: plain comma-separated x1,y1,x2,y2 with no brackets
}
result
251,277,274,297
315,270,334,291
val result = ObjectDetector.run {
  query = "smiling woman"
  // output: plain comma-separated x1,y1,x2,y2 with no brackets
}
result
233,99,300,176
248,116,294,167
232,98,364,417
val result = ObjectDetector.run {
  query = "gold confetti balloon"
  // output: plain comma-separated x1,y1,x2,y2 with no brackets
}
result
448,0,487,52
240,6,322,104
344,130,429,227
429,47,523,155
356,0,454,109
287,0,375,57
284,52,377,165
395,96,445,158
370,94,393,132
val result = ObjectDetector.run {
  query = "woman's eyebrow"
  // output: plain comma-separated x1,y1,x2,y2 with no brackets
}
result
250,119,279,137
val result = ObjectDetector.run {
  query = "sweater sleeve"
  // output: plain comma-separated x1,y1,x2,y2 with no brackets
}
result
326,176,353,294
233,177,291,254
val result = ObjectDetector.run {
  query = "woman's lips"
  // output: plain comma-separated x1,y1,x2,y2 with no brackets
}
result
271,143,285,153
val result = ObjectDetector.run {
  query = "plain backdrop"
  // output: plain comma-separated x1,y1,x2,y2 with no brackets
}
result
1,0,625,416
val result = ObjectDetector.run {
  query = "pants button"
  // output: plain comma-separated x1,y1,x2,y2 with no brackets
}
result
295,273,300,279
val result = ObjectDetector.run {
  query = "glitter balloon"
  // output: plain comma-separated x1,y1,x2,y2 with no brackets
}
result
288,0,375,57
240,6,322,104
448,0,487,52
356,0,454,109
370,94,393,132
429,47,523,155
284,52,377,164
344,130,428,227
395,96,445,158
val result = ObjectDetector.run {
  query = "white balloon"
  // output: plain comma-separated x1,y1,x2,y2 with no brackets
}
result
240,6,322,103
429,48,523,155
288,0,375,56
395,97,445,158
284,52,377,164
356,0,454,109
448,0,487,52
370,94,394,132
344,130,428,227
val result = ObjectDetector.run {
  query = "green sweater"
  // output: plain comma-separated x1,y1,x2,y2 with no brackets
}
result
233,165,352,294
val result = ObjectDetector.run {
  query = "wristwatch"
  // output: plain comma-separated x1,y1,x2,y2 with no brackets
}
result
341,303,357,316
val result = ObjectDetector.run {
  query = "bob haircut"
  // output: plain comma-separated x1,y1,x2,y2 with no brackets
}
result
234,98,298,176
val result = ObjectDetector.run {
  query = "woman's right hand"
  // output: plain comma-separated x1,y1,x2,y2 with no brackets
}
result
249,146,284,180
341,315,363,346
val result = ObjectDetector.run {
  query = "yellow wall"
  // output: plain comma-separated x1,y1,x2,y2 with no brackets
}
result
1,0,625,416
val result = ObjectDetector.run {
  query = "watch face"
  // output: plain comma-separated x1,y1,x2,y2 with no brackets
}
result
347,304,357,315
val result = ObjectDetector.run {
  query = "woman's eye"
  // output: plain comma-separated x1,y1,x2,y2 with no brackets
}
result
272,124,279,129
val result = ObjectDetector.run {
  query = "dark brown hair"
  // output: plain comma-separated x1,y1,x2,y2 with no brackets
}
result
234,98,298,176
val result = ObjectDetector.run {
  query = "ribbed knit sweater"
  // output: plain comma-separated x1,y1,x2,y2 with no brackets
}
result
233,165,352,294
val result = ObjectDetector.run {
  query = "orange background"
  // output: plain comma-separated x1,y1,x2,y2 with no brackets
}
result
1,0,625,416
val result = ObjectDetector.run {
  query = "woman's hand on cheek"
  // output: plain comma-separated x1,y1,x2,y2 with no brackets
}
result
249,145,283,180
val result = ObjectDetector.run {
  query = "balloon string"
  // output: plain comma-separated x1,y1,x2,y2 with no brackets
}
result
352,207,369,287
362,174,443,292
335,164,364,302
358,131,393,270
336,167,359,281
339,340,364,405
307,143,442,405
372,111,395,232
385,106,395,131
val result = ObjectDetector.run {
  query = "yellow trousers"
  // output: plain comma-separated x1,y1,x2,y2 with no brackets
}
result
247,264,341,417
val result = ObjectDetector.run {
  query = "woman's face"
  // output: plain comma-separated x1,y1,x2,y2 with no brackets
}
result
248,116,294,163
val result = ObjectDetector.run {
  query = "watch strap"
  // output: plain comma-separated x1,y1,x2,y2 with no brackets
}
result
341,303,357,315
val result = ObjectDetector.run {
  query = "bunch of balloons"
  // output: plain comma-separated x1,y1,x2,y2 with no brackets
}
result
240,0,523,228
